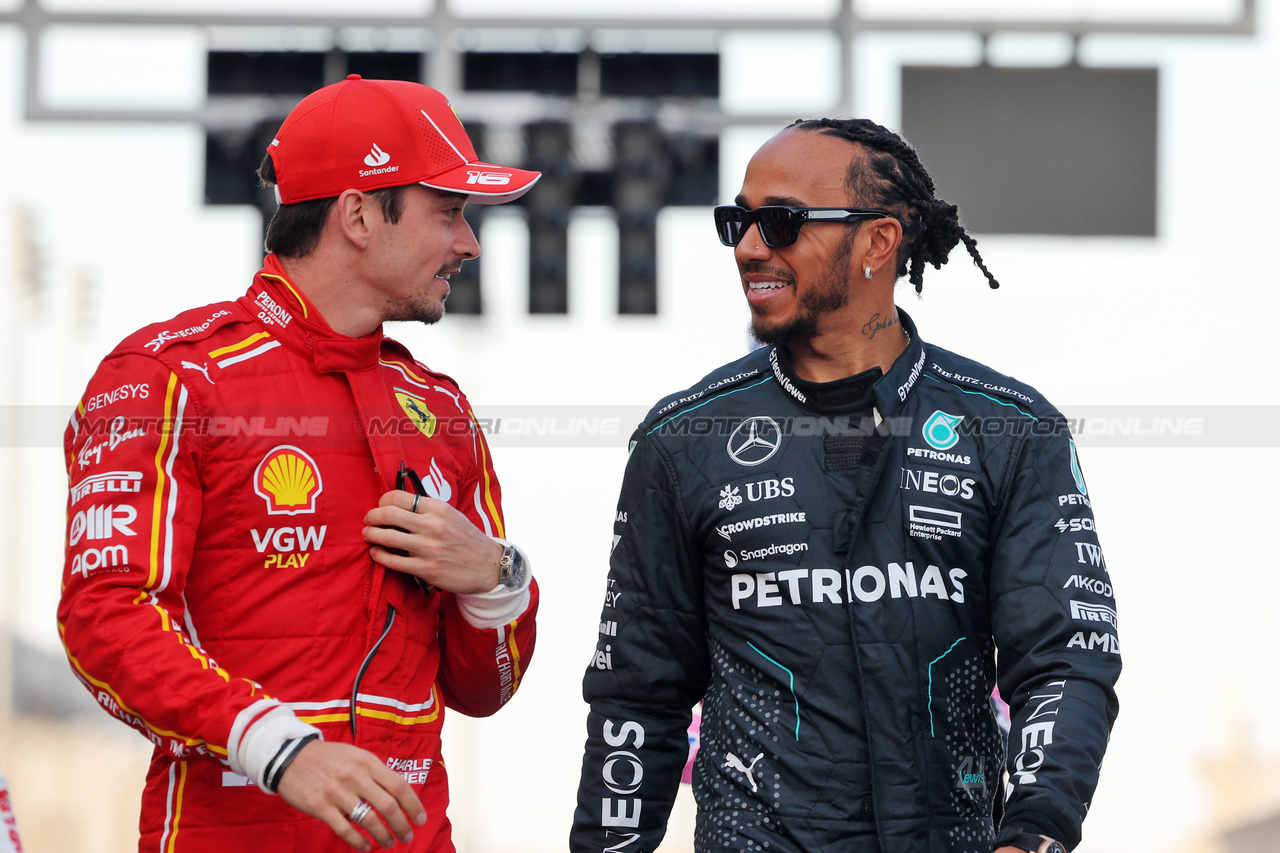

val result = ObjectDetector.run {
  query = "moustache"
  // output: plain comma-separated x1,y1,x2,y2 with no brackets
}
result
740,262,794,283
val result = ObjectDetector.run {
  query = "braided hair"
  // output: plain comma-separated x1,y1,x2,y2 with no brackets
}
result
788,118,999,293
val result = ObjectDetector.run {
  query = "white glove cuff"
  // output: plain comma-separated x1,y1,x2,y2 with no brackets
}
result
227,699,322,791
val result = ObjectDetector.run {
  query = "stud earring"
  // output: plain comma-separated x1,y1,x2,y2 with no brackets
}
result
864,266,873,280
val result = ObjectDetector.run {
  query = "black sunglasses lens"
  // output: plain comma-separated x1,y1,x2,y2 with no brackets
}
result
757,208,800,247
714,206,747,246
713,206,807,247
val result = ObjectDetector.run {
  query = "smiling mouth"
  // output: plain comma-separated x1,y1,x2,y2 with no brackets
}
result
747,280,790,293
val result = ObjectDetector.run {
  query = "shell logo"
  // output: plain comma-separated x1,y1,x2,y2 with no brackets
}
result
254,445,323,515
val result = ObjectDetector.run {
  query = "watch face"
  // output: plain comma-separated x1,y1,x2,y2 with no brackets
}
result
1045,845,1066,853
498,546,525,588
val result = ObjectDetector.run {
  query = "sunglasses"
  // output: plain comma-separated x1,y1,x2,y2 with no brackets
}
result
713,205,894,249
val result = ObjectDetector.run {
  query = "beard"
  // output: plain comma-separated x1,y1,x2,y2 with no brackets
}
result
381,262,463,326
383,291,446,325
408,291,446,325
749,227,856,346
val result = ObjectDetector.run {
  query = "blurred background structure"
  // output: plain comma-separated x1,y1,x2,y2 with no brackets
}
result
1,0,1278,850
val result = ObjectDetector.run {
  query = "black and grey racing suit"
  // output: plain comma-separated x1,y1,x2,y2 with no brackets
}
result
572,311,1119,853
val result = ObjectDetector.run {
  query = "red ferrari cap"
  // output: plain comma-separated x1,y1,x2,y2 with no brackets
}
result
267,75,540,205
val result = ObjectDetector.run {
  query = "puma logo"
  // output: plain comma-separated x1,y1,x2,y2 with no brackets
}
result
723,752,763,793
181,361,214,385
433,384,465,414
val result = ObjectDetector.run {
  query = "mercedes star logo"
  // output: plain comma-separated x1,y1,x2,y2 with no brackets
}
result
727,417,782,466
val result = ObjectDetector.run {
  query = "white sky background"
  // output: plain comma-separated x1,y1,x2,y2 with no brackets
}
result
1,1,1278,851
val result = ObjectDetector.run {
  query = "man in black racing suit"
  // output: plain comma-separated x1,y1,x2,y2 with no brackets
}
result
572,120,1119,853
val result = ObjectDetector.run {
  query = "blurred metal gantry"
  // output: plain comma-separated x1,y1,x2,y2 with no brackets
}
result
0,0,1259,133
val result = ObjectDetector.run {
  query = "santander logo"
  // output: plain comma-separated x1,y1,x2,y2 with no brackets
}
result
364,143,391,167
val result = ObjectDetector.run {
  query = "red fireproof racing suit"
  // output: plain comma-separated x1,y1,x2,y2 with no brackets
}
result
58,255,538,852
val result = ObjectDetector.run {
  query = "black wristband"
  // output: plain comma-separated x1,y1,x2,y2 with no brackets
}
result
262,733,320,794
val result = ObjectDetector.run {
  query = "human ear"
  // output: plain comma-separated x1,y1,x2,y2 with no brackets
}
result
335,189,372,250
861,217,903,278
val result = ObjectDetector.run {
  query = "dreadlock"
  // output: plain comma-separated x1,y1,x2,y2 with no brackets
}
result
788,118,1000,293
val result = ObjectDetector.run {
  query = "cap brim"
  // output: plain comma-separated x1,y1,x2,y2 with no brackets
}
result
419,161,542,205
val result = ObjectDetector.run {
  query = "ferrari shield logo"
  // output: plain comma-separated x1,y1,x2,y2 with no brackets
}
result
395,389,437,438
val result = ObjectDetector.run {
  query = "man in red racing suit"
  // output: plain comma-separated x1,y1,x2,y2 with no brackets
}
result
58,76,542,853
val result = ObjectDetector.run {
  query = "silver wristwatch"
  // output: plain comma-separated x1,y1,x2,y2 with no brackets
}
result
497,543,526,590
